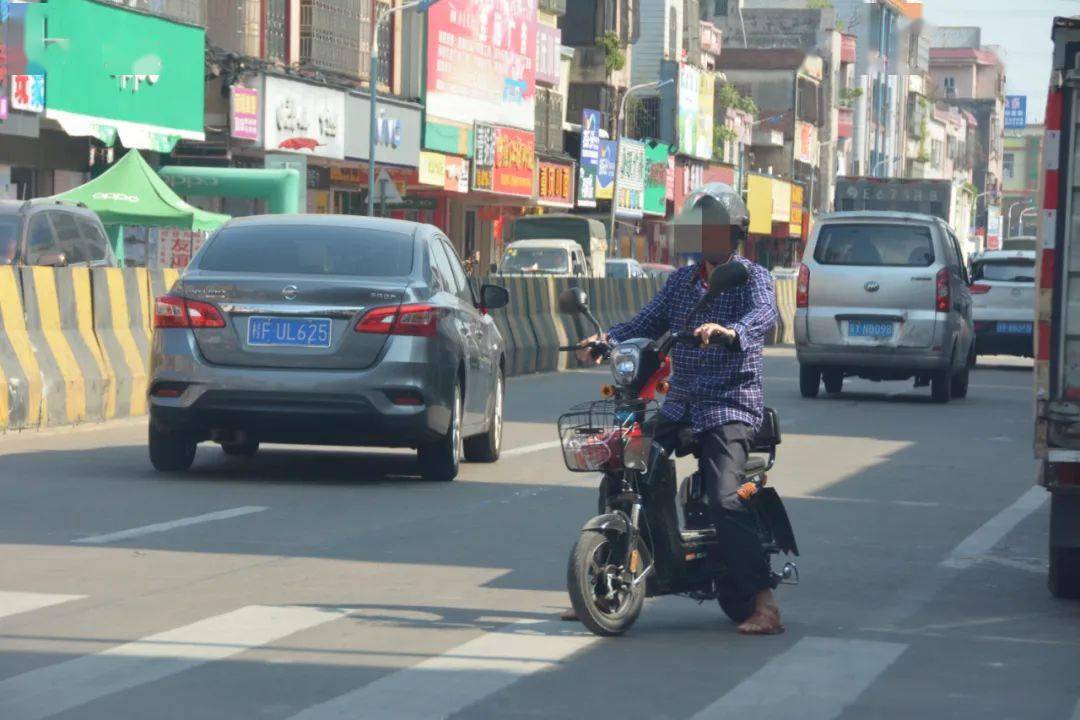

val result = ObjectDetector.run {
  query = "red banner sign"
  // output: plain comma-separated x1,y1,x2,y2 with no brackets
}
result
473,124,535,197
537,160,575,207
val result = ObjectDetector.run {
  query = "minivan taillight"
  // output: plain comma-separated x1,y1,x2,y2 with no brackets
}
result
936,268,950,313
796,263,810,308
153,296,226,329
355,304,440,338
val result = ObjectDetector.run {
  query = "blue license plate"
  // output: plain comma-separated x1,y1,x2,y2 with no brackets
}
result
247,316,332,348
997,322,1033,335
848,320,894,338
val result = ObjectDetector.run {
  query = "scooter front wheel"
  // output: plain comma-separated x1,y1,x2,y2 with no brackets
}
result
567,531,645,637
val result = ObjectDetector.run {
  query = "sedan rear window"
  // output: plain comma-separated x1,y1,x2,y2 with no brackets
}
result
198,224,414,277
972,260,1035,283
814,224,935,267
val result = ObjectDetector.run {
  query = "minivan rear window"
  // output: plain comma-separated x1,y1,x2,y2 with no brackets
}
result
972,259,1035,283
814,224,935,267
197,224,414,277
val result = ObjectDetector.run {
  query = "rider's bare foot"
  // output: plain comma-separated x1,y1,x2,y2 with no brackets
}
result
737,589,784,635
560,607,578,621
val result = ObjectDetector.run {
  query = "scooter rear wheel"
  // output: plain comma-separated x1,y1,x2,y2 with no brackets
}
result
567,531,645,637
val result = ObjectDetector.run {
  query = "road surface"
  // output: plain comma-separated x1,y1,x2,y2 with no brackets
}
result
1,348,1074,720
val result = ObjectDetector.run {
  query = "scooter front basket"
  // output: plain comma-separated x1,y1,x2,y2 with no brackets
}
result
557,400,660,473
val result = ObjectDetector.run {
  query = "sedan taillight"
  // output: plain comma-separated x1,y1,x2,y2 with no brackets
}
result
356,304,441,338
153,296,226,329
969,283,992,295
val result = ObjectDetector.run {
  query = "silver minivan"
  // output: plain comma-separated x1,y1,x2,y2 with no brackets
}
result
794,211,975,403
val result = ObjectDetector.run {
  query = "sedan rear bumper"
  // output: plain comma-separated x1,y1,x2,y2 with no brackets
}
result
974,322,1034,357
149,328,453,447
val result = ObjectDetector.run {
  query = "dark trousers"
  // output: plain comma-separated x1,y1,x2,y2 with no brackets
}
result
657,416,773,598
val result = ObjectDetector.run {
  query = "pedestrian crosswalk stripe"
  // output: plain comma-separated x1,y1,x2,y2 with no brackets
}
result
287,619,600,720
687,637,907,720
0,604,344,720
0,592,84,622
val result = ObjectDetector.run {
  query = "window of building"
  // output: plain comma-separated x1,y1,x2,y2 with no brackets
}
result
714,0,728,15
1003,152,1015,180
943,76,956,98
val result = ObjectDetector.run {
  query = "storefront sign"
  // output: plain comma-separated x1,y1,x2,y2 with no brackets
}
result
597,139,617,200
419,151,469,193
616,138,646,219
473,123,535,197
230,86,259,141
771,181,791,225
537,159,575,208
536,23,562,86
678,64,714,160
644,142,670,216
155,227,206,269
748,174,776,235
24,0,204,148
344,95,422,166
264,76,345,160
790,184,804,238
1004,96,1026,130
10,75,43,113
794,121,818,166
578,108,601,207
425,0,536,130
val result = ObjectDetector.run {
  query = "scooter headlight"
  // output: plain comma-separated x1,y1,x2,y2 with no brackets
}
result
610,345,640,386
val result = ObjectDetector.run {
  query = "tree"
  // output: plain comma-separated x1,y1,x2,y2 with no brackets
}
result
596,32,626,74
807,0,833,8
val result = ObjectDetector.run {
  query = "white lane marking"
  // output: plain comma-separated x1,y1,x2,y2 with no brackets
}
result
785,494,939,508
72,506,269,544
940,487,1048,570
0,604,343,720
0,592,84,622
287,620,599,720
502,441,562,458
689,637,907,720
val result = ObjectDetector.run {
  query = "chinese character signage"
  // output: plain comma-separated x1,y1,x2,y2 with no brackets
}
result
155,228,206,269
597,140,617,200
616,138,646,219
536,23,561,86
790,183,804,238
1004,96,1026,130
578,109,601,207
230,85,259,141
472,122,535,197
264,76,344,160
425,0,536,130
643,141,670,216
537,160,575,208
678,64,714,160
11,74,44,113
794,121,818,166
419,151,468,193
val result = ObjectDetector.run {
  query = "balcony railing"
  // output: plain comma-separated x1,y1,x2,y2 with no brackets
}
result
100,0,207,25
538,0,567,16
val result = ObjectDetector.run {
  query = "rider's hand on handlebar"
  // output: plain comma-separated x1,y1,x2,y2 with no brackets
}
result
576,333,608,364
694,323,736,348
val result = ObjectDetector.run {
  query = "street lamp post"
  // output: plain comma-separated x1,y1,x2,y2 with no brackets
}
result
608,78,674,260
1019,206,1038,235
870,158,890,177
808,138,835,219
970,190,995,234
1008,199,1035,237
368,0,442,218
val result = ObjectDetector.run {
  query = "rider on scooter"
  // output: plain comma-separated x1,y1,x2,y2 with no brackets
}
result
571,183,783,634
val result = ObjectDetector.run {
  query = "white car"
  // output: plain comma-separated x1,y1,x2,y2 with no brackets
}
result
970,249,1036,358
605,258,647,279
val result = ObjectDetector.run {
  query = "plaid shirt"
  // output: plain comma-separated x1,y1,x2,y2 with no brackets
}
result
607,257,778,432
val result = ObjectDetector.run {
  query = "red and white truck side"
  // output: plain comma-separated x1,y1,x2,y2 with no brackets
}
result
1036,17,1080,598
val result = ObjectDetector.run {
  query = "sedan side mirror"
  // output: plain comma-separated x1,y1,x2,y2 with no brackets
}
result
36,252,68,268
558,287,589,315
480,284,509,311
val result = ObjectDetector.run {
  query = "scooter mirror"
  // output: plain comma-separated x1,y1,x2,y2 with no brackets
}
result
706,261,750,300
558,287,589,315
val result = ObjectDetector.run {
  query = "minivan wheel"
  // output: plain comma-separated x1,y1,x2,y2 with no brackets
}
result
149,425,197,472
464,368,503,463
418,382,463,482
823,370,844,395
951,356,971,400
799,364,821,398
930,370,952,404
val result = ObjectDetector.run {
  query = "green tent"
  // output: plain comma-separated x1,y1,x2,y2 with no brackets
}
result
56,150,230,232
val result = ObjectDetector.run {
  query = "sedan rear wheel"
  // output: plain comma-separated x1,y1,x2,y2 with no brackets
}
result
149,425,197,472
464,368,503,463
418,381,462,482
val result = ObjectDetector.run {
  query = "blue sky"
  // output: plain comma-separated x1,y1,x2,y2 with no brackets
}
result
923,0,1080,123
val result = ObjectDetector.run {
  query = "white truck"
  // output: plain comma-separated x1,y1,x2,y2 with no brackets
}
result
1035,17,1080,598
834,177,976,256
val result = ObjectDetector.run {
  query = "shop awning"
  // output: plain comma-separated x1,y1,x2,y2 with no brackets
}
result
55,151,229,231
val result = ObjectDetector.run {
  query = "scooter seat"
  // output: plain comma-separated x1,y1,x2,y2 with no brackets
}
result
680,527,716,543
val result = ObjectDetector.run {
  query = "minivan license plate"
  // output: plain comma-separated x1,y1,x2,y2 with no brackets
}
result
247,317,332,348
848,320,893,338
